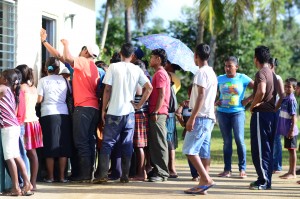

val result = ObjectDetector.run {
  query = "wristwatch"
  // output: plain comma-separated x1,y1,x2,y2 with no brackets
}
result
151,112,158,116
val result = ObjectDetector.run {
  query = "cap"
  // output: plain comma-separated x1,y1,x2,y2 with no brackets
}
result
134,47,144,60
60,67,70,74
86,44,100,59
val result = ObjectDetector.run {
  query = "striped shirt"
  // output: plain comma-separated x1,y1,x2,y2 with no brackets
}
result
0,87,19,128
277,93,298,136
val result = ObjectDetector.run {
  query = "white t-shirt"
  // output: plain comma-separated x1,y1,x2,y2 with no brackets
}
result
103,62,149,116
37,75,69,117
189,65,217,120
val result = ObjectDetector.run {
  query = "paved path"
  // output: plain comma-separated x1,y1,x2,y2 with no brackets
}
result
4,165,300,199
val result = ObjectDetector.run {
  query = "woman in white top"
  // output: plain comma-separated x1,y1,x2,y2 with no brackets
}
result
37,57,72,183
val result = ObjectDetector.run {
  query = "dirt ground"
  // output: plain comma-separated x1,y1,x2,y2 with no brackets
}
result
2,164,300,199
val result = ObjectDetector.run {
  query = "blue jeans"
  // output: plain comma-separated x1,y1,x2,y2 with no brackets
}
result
100,113,135,157
182,117,214,157
217,111,246,171
18,125,30,186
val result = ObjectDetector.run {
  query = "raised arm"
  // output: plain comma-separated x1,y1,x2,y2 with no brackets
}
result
61,39,75,65
40,28,65,63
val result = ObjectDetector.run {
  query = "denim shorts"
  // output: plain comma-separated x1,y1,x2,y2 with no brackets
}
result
182,117,214,158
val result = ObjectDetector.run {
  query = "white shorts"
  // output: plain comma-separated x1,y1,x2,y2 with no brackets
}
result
1,126,20,160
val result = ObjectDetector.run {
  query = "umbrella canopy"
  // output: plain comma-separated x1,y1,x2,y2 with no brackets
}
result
135,34,199,74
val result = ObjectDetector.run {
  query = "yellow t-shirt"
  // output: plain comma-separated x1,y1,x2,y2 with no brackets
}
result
170,72,181,94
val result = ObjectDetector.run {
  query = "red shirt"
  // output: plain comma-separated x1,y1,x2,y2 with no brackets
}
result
16,90,26,124
149,68,170,115
72,57,99,109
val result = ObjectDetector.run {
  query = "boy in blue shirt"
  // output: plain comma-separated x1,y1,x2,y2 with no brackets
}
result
277,78,298,180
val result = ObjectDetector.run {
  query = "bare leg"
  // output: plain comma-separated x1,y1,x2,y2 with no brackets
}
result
135,147,146,179
187,155,214,186
26,149,38,190
144,147,152,173
280,149,297,179
290,149,297,176
15,157,32,192
45,158,54,180
6,159,21,194
201,158,210,173
168,149,177,176
59,157,67,181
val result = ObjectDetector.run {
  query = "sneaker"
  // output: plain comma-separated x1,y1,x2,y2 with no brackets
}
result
249,181,267,190
217,171,231,177
148,175,167,182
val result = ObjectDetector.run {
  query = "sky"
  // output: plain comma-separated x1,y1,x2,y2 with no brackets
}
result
96,0,196,27
96,0,300,26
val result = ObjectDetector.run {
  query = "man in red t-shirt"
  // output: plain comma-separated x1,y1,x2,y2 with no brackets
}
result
148,49,170,182
61,39,100,182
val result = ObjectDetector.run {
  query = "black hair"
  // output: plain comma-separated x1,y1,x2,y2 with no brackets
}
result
2,69,20,105
285,78,297,89
297,82,300,87
171,63,181,71
120,43,134,58
151,48,168,66
16,64,34,86
268,57,279,68
41,60,47,78
110,52,121,64
225,56,238,65
254,45,271,64
45,57,60,74
195,43,210,61
134,60,147,71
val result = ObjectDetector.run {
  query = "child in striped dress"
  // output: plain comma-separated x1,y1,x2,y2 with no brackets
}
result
0,69,32,196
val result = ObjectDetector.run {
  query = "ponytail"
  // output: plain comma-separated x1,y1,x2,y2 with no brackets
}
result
14,79,20,105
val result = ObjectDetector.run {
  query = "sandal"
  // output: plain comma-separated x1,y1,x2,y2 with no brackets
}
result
218,171,231,177
1,191,21,196
21,190,34,196
43,178,54,183
184,183,215,194
59,179,69,183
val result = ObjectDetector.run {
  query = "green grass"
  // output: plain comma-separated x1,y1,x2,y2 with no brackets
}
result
175,111,290,166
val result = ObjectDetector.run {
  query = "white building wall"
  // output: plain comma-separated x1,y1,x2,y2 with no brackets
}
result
16,0,96,79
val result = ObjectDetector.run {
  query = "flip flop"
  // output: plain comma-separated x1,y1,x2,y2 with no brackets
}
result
21,190,34,196
184,183,215,194
168,174,178,178
1,191,22,196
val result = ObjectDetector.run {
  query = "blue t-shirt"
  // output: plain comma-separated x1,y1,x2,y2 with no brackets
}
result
277,93,298,136
217,73,251,113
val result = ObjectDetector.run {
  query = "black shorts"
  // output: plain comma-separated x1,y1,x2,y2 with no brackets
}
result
284,135,298,149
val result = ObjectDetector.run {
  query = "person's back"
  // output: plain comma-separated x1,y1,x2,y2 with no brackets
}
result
252,66,277,112
38,75,68,117
105,62,146,116
72,56,99,108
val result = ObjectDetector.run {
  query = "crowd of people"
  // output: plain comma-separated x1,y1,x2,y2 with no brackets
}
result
0,28,299,196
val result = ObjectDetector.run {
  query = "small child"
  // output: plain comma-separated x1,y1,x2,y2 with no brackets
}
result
278,78,298,179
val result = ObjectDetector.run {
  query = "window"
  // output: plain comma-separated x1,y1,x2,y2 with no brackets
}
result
0,0,16,71
42,17,56,62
